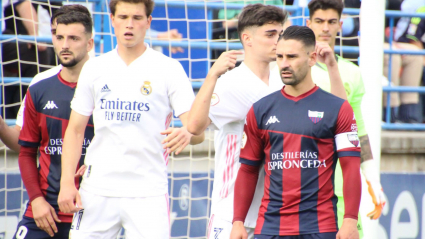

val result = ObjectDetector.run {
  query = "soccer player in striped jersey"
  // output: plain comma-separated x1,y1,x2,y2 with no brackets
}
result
14,10,94,239
187,4,346,239
306,0,386,236
231,26,361,239
57,0,204,238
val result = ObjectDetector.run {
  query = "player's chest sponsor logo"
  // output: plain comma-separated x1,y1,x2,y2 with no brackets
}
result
347,133,360,147
141,81,152,96
308,110,324,123
269,151,324,170
211,93,220,106
265,115,280,125
100,98,150,122
43,101,58,110
44,138,91,155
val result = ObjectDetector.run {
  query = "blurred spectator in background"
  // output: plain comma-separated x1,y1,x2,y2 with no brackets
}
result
1,0,60,119
393,0,425,122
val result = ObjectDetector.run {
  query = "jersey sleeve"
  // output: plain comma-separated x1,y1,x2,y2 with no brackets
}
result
239,107,264,166
348,69,367,137
71,61,95,116
18,90,40,147
208,76,254,129
334,101,361,158
167,60,195,117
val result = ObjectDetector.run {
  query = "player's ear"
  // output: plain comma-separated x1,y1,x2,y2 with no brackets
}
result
242,30,252,47
147,15,152,27
306,18,311,28
87,37,94,52
309,49,317,67
110,14,115,28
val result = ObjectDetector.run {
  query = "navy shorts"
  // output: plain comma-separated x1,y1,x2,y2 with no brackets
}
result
13,216,71,239
254,232,337,239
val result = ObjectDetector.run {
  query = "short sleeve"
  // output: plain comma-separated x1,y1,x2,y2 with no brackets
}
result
334,101,361,158
71,61,95,116
167,60,195,117
18,90,40,147
208,76,254,129
239,107,264,166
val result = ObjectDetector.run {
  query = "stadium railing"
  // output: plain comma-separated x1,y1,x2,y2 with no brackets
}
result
1,1,425,130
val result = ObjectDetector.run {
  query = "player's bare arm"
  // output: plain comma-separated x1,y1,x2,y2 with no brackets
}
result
161,112,205,155
58,110,90,214
187,50,243,135
0,116,21,152
360,134,386,219
315,42,347,100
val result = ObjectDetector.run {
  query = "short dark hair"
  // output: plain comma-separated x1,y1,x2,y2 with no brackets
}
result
51,4,91,25
56,11,93,35
109,0,154,17
278,26,316,48
238,4,287,41
308,0,344,19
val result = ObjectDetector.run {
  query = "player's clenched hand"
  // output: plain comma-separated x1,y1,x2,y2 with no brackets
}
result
58,185,83,214
315,42,337,67
161,126,192,155
209,50,243,78
75,164,86,178
336,218,359,239
31,197,61,237
230,221,248,239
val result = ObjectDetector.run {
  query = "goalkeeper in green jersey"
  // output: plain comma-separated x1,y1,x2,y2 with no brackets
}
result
306,0,386,237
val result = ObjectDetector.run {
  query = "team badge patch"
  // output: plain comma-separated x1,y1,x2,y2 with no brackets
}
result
347,133,360,147
241,131,247,149
211,93,220,106
141,81,152,95
308,110,324,123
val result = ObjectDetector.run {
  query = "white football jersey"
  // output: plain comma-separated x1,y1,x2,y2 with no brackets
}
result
209,62,283,228
71,44,195,197
16,65,62,127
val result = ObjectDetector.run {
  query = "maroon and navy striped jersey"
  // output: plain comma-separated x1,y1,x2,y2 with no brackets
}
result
240,86,361,235
18,73,94,222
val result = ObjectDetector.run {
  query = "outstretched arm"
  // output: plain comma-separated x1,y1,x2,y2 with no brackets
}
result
0,117,21,152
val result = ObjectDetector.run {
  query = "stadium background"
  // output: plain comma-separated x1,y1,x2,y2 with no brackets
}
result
0,0,425,238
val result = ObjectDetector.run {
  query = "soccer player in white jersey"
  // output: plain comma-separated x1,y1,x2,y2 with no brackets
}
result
187,4,346,239
0,4,91,153
57,0,204,238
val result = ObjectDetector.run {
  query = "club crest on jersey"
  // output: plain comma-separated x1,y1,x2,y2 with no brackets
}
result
308,110,324,123
141,81,152,95
241,131,247,149
211,93,220,106
347,133,360,147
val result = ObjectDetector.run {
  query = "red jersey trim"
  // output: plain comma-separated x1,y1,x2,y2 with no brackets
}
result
280,85,319,102
58,71,77,88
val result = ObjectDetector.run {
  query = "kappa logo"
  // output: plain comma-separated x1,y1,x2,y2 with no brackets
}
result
265,116,280,125
43,101,58,110
101,84,111,92
347,133,360,147
214,228,223,239
308,110,324,123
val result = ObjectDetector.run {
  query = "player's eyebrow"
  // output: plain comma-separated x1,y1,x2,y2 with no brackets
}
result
265,29,279,33
285,53,298,57
314,17,338,22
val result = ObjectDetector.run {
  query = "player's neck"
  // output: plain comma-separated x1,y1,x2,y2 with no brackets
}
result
243,55,270,85
284,74,315,97
60,54,90,83
117,42,147,66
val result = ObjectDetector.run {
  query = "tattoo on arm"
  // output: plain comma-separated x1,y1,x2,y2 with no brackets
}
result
360,135,373,163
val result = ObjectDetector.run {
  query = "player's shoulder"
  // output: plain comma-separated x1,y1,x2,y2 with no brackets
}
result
216,63,253,87
252,90,282,112
146,47,181,66
315,87,346,103
30,65,62,87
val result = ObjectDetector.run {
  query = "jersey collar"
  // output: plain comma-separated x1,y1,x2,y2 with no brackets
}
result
281,85,319,101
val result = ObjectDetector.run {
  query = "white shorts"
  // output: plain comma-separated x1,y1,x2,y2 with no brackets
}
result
70,188,170,239
207,214,254,239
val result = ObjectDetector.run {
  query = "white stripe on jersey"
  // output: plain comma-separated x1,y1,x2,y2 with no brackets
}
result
335,132,361,150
